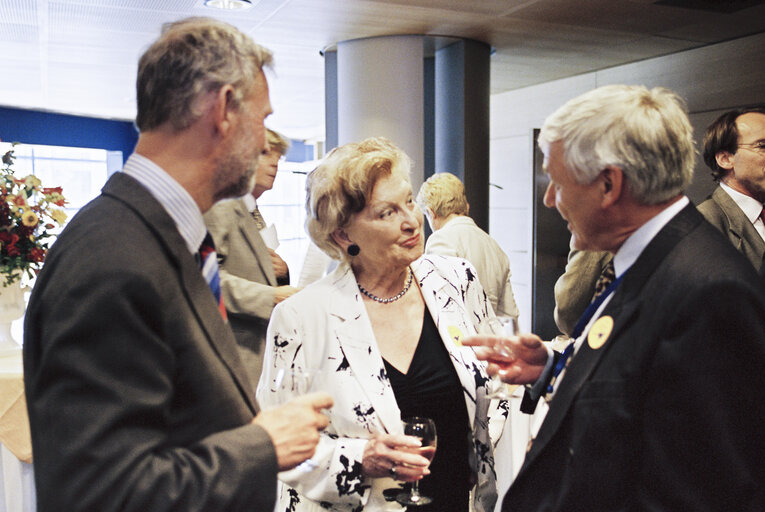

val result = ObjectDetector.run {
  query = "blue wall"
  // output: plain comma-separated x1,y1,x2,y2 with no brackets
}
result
1,106,315,164
284,140,314,162
0,107,138,163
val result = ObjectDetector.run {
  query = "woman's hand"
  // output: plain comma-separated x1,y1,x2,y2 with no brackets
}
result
362,433,430,482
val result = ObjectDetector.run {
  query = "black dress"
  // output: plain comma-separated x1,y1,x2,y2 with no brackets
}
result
383,308,472,511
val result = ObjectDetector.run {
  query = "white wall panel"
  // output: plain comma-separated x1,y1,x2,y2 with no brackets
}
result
490,32,765,336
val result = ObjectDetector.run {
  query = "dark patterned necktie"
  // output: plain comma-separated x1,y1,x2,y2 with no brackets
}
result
251,205,267,231
591,259,616,302
199,232,227,320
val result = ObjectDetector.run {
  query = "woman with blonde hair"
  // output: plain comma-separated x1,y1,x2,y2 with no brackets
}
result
257,137,505,512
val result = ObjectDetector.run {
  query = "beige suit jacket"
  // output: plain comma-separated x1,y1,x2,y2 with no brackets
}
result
205,197,278,389
697,185,765,271
426,216,519,318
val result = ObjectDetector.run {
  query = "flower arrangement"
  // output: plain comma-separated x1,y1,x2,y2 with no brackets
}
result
0,146,67,287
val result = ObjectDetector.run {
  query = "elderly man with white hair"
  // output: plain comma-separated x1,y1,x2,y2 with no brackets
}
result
465,84,765,511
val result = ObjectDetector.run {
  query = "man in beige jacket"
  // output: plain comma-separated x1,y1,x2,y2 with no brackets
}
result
205,128,299,389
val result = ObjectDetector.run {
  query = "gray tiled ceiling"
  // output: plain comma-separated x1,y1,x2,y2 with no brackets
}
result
1,0,764,141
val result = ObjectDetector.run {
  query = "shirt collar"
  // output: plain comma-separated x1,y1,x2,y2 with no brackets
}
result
241,193,257,212
720,182,763,224
121,153,206,255
613,196,690,277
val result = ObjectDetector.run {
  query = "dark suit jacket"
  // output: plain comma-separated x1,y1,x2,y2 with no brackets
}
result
204,198,278,388
697,185,765,271
23,172,278,512
505,204,765,511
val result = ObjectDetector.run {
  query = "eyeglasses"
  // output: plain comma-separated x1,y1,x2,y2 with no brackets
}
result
738,141,765,153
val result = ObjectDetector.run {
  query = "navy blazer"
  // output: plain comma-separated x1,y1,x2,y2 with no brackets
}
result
505,204,765,511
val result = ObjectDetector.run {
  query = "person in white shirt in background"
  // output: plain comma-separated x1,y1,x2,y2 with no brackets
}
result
417,172,520,321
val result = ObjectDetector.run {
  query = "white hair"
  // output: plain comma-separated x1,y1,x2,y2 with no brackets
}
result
538,85,696,205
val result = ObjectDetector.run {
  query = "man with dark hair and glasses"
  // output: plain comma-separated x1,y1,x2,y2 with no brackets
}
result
699,106,765,272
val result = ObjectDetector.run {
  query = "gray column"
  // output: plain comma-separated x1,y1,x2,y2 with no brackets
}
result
435,39,491,231
323,49,338,153
324,35,490,219
336,35,426,192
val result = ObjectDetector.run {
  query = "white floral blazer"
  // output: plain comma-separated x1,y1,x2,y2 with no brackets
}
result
256,254,507,512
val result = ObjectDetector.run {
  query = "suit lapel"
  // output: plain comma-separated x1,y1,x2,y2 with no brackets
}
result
233,200,278,286
712,187,765,266
415,257,480,427
520,204,702,472
328,265,403,434
103,174,258,414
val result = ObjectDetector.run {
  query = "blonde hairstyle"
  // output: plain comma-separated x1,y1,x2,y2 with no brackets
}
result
266,128,291,156
306,137,413,261
136,17,273,132
538,84,696,205
416,172,468,218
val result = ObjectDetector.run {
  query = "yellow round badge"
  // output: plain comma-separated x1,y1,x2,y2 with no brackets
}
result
587,315,613,350
448,326,464,346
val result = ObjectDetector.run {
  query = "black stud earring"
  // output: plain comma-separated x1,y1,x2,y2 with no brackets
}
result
347,244,360,256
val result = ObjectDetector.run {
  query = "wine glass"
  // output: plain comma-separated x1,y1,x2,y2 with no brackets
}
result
480,316,518,400
395,417,437,507
271,368,321,472
271,368,318,404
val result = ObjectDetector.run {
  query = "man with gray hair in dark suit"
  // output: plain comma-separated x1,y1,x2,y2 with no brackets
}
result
24,17,332,512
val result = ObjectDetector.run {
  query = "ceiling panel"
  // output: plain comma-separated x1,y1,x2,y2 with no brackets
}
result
0,0,763,141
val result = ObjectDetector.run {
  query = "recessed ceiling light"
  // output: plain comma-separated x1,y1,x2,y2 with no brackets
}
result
204,0,254,10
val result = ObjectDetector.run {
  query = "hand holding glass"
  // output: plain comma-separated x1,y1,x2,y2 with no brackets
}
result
395,417,437,507
479,316,518,399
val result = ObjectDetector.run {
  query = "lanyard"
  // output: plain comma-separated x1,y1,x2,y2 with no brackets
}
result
546,273,625,395
571,273,625,339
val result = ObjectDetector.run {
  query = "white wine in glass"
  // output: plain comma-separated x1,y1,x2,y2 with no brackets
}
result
396,417,437,507
481,316,518,400
271,368,318,404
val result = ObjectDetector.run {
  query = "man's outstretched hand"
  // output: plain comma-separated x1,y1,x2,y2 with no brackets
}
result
463,333,549,385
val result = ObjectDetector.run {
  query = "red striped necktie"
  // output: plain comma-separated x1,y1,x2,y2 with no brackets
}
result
199,232,227,321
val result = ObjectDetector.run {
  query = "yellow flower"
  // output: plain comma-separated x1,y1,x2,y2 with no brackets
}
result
50,209,67,225
24,175,42,188
21,210,38,227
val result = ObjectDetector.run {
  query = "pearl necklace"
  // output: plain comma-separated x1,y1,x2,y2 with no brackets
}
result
357,267,413,304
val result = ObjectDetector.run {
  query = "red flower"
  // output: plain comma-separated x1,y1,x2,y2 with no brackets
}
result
29,247,45,262
0,232,20,256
